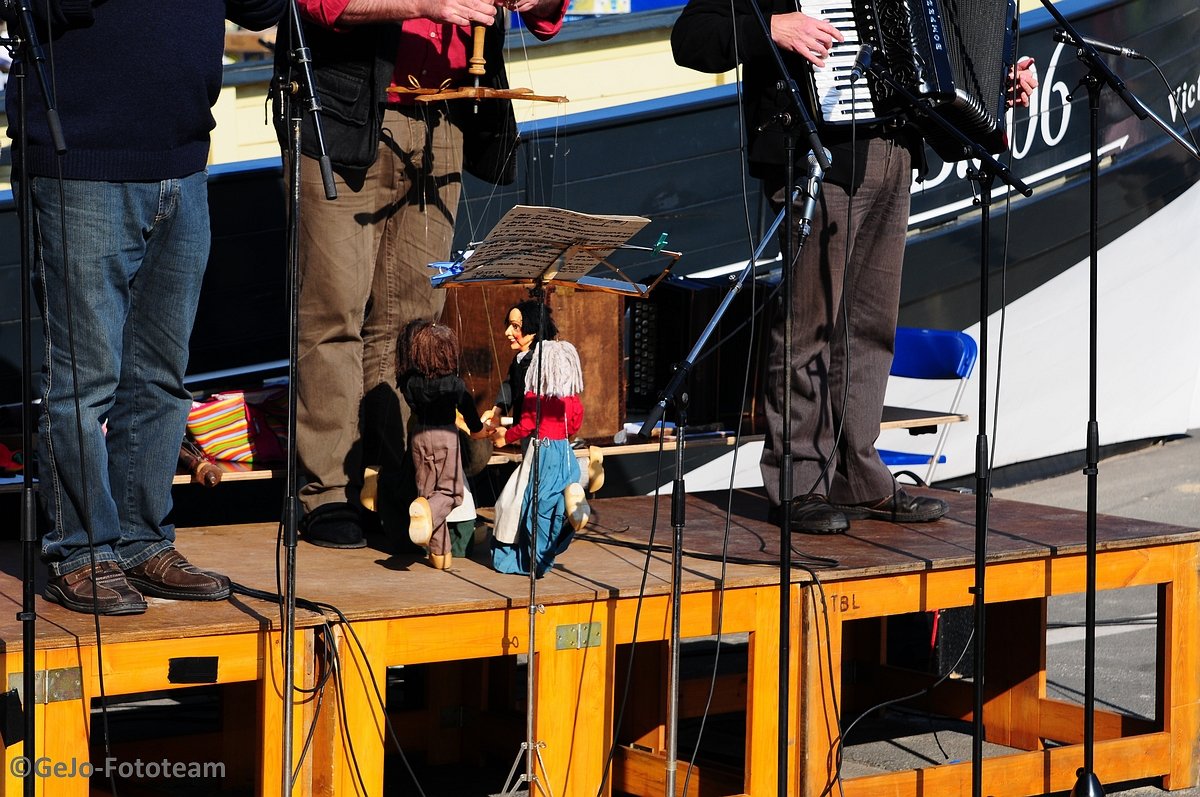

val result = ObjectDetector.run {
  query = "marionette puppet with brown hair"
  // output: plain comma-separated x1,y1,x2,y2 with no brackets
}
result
397,320,490,570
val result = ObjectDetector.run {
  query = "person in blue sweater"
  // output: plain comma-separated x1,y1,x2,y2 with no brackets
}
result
4,0,284,615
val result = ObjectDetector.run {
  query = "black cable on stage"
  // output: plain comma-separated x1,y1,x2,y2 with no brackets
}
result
815,43,1046,791
691,280,782,367
588,228,839,786
290,624,334,784
329,633,373,797
988,22,1030,481
800,78,858,503
593,11,851,784
48,170,124,797
323,601,429,796
234,577,432,796
234,577,335,776
1146,58,1199,152
578,523,837,570
827,624,977,797
680,138,762,790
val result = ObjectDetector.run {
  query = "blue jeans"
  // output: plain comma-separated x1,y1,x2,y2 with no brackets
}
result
31,173,210,576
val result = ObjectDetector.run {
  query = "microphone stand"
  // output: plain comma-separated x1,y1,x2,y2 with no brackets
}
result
273,3,337,791
501,282,549,797
5,4,67,793
739,6,829,793
1034,6,1200,797
644,7,828,792
639,186,800,797
861,58,1031,797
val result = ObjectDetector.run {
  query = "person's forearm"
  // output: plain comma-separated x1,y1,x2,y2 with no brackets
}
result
336,0,496,26
337,0,424,24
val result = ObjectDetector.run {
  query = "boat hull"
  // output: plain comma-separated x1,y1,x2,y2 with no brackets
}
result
1,0,1197,487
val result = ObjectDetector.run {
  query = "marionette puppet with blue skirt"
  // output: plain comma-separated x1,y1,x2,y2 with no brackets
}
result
489,308,591,577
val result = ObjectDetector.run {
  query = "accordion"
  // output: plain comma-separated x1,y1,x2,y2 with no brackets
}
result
800,0,1017,161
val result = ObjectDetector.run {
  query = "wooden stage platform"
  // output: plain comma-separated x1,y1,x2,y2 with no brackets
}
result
0,489,1196,796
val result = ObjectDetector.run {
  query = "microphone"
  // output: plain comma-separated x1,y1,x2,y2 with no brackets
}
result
849,44,873,83
797,148,830,225
806,148,828,184
1054,28,1144,60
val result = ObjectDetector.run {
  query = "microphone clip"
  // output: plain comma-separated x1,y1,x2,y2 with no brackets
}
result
757,110,796,133
796,147,832,234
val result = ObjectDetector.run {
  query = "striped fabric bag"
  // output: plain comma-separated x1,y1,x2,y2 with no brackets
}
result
186,389,286,463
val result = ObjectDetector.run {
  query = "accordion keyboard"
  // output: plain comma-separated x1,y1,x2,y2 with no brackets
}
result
798,0,882,124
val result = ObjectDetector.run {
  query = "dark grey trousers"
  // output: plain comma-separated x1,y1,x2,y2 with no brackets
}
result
760,137,912,507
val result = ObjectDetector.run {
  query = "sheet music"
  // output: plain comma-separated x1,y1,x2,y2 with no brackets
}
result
448,205,650,283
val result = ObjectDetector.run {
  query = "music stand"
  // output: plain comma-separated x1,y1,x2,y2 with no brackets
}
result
432,205,678,297
434,204,677,795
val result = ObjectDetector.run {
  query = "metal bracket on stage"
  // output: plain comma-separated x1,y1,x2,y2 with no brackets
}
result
5,669,84,705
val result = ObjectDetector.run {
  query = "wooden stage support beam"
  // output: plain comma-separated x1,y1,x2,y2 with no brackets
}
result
798,540,1200,797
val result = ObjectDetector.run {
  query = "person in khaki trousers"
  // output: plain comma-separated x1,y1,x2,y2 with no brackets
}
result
285,0,568,548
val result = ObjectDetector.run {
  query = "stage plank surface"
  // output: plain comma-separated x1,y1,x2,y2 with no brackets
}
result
1,489,1196,796
0,527,321,797
147,488,1200,609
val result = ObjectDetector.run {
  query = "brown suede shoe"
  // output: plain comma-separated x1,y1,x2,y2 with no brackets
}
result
45,561,147,615
123,548,232,601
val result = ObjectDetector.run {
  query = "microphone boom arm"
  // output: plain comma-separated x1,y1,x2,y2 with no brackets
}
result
639,187,802,438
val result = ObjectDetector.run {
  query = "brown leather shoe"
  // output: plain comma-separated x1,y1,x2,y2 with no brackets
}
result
123,548,231,601
45,561,147,615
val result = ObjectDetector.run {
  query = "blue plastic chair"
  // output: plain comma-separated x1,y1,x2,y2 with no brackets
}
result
878,327,979,484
